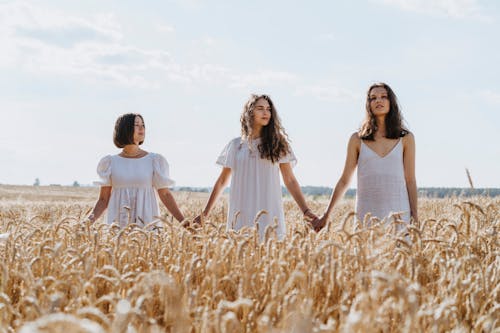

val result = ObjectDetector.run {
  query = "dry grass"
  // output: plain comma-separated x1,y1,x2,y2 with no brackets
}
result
0,185,498,332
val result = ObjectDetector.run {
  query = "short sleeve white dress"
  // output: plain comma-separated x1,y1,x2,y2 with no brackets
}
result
95,153,175,228
356,139,410,226
217,137,297,240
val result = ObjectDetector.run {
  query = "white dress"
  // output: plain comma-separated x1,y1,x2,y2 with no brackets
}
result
217,137,297,240
356,139,410,226
95,153,175,228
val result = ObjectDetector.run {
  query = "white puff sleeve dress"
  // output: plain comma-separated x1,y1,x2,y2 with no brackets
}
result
95,153,175,228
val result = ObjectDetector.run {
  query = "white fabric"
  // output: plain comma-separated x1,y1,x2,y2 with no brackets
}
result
217,137,297,240
356,139,410,226
95,153,175,227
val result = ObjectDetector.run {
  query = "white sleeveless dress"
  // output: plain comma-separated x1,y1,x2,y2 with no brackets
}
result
216,137,297,240
95,153,175,228
356,139,410,225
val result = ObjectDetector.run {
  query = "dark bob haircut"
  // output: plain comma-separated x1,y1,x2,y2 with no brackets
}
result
113,113,144,148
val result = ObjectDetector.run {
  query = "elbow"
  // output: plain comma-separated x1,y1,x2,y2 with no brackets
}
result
282,176,293,188
97,196,109,207
217,176,229,189
98,198,109,209
284,178,299,191
336,177,350,190
405,177,417,187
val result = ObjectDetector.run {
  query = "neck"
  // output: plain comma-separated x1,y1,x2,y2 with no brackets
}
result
122,144,140,155
251,127,262,139
375,116,386,138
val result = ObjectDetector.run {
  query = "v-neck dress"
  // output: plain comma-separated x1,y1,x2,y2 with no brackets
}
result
216,137,297,240
95,153,175,228
356,139,410,225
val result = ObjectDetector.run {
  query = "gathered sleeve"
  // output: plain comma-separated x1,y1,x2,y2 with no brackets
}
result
216,138,239,169
278,146,297,168
153,153,175,189
94,155,112,186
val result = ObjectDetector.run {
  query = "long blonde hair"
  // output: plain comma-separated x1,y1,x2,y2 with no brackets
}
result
240,94,291,163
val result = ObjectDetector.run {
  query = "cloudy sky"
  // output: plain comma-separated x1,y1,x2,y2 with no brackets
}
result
1,0,499,188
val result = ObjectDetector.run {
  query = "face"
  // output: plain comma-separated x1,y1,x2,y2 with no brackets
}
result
368,86,390,116
133,115,145,144
252,98,271,128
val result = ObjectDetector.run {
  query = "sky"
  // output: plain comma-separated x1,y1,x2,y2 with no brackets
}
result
1,0,499,188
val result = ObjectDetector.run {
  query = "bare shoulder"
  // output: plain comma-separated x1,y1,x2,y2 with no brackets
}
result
349,132,361,143
402,132,415,150
346,132,361,154
349,132,361,146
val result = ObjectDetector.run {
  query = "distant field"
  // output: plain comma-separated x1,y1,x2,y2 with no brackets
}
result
0,185,498,332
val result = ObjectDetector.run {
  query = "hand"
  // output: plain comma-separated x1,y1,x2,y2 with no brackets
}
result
312,214,328,232
192,213,206,226
86,214,96,224
303,209,318,221
302,209,318,228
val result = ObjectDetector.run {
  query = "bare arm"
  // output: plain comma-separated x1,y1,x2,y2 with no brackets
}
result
88,186,112,222
403,133,418,222
279,163,315,219
194,167,232,223
314,134,360,231
324,134,359,217
157,188,185,222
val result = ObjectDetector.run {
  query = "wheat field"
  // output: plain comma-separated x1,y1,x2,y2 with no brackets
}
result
0,185,498,332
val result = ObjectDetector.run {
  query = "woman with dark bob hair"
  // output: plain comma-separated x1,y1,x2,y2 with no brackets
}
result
313,83,417,232
87,113,184,227
194,94,317,240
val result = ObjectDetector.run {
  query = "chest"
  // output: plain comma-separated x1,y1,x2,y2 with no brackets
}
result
362,138,402,158
111,158,153,185
234,145,276,169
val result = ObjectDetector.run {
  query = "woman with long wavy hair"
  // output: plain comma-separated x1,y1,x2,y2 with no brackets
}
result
313,83,418,232
194,94,317,240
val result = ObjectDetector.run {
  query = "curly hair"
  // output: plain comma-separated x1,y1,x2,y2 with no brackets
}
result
240,94,291,163
359,82,408,140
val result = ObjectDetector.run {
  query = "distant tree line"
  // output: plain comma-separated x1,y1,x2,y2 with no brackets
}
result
173,186,500,198
416,187,500,198
27,179,500,198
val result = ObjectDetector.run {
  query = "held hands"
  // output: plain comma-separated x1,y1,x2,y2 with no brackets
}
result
192,212,207,226
311,214,328,232
302,208,319,229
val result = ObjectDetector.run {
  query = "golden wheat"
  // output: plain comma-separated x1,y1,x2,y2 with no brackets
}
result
0,185,498,332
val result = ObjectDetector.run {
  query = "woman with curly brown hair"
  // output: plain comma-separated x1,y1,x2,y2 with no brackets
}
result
313,83,418,232
194,94,317,240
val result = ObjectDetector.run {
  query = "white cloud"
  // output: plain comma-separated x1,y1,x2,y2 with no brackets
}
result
317,32,337,41
0,2,195,88
374,0,489,20
480,90,500,104
0,3,271,89
295,84,359,102
0,2,355,100
1,2,122,47
229,70,298,90
156,23,175,34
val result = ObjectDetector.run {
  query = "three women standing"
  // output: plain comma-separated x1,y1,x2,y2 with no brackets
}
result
88,84,417,238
